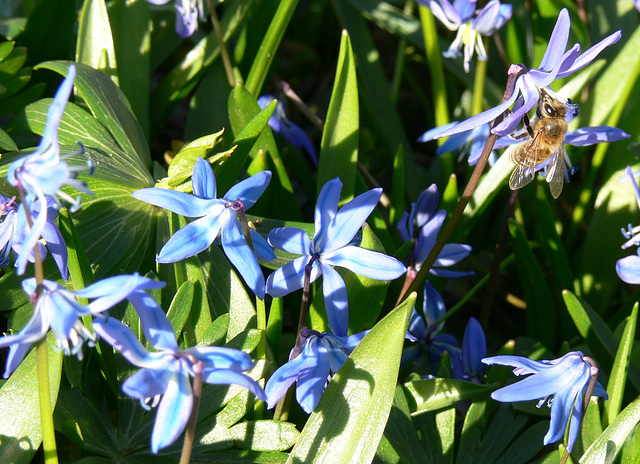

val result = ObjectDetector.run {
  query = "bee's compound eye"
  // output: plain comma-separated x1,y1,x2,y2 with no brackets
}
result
566,98,572,104
543,103,557,117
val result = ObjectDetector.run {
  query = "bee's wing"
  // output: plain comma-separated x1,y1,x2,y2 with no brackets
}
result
509,163,536,190
546,144,565,199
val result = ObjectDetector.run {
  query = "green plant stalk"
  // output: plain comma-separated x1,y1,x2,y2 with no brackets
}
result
207,0,236,87
18,186,58,464
245,0,300,97
567,55,640,246
398,66,521,302
391,0,414,103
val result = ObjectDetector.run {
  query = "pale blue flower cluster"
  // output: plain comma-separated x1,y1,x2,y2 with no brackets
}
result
483,351,608,452
418,0,512,72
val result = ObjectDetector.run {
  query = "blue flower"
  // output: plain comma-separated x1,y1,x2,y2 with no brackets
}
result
419,122,497,166
403,282,461,373
482,351,608,452
418,0,512,72
265,178,406,336
6,64,92,276
147,0,204,38
427,8,621,139
132,157,273,299
0,273,162,378
0,195,68,279
461,317,486,380
264,328,367,413
617,166,640,283
397,184,472,277
258,95,318,165
93,301,266,453
495,123,630,184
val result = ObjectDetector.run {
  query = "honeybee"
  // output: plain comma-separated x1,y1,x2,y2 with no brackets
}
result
509,89,579,199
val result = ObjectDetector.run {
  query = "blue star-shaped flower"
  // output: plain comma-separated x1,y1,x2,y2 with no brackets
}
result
418,0,512,72
147,0,204,38
132,157,274,299
265,178,406,336
6,64,92,276
0,195,68,279
0,273,163,377
397,184,472,277
427,8,621,139
264,328,367,414
482,351,608,452
403,282,461,373
93,300,266,453
258,95,318,165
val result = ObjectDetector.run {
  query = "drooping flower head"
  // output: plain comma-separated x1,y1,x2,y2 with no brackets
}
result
265,178,406,336
461,317,486,380
0,273,163,378
0,195,68,279
258,95,318,165
403,282,461,374
264,328,367,414
397,184,472,278
427,8,621,139
6,64,93,275
617,166,640,283
132,157,274,299
93,299,266,453
418,0,512,72
147,0,204,38
482,351,608,452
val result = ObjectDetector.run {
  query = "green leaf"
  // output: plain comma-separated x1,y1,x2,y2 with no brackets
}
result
493,422,547,464
229,421,299,451
166,280,195,340
76,0,119,85
402,378,494,414
317,29,358,201
0,333,63,464
286,293,416,464
508,219,556,349
244,0,300,96
456,400,486,464
476,405,528,464
0,127,17,151
580,393,640,464
36,61,151,172
166,129,226,187
604,302,638,427
380,387,425,464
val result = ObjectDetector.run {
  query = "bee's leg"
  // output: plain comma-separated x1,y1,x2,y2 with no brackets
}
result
523,113,535,139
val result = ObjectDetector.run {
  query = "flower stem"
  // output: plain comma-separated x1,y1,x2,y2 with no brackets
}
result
397,65,523,303
179,359,204,464
18,186,58,463
207,0,236,87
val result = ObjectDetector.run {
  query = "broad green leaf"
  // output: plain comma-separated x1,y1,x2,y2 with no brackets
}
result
36,61,151,172
166,129,227,187
456,400,486,464
508,219,557,349
580,393,640,464
576,397,604,457
435,407,455,464
76,0,119,85
476,405,528,464
402,378,494,414
604,302,638,427
244,0,300,96
317,29,358,201
186,61,232,140
287,293,416,464
493,422,547,464
0,127,17,151
229,420,299,451
0,333,63,464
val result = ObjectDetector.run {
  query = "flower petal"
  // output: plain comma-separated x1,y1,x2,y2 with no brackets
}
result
157,211,225,263
433,243,472,267
192,157,216,200
250,228,277,262
324,189,382,252
322,246,406,280
319,262,349,337
202,369,266,401
564,126,630,146
221,218,265,299
151,370,193,453
462,317,486,377
538,8,570,71
79,273,165,312
617,255,640,284
314,178,342,250
556,30,622,79
127,291,179,352
41,217,68,279
417,0,462,30
132,187,222,217
297,338,331,413
266,256,315,297
265,340,314,409
224,171,272,211
186,346,254,371
268,227,311,255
